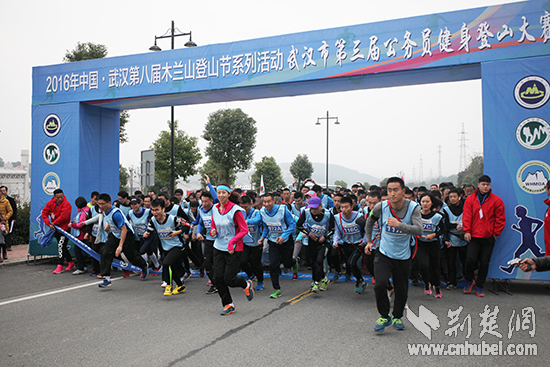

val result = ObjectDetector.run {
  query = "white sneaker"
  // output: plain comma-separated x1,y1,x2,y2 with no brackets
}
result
72,269,86,275
161,281,167,288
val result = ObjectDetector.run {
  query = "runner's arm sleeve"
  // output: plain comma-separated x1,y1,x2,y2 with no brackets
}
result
396,205,423,236
247,210,262,226
365,203,382,242
207,183,219,204
281,208,296,241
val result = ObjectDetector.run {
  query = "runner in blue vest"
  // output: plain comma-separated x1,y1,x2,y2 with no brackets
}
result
84,203,108,277
128,197,160,271
333,196,367,294
417,192,447,298
210,185,254,316
443,188,468,290
259,193,298,299
297,196,335,293
97,193,149,288
312,184,334,210
240,195,265,291
365,177,422,332
115,191,132,217
144,198,189,296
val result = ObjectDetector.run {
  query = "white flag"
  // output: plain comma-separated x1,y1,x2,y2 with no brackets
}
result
260,175,265,196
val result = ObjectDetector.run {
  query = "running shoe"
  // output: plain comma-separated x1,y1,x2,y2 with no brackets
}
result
434,286,442,298
311,282,320,293
164,285,173,296
355,280,363,293
424,283,432,295
221,304,235,316
247,274,257,282
53,265,63,274
292,273,298,280
123,270,131,278
72,269,86,275
446,284,457,290
98,279,112,288
463,280,475,294
173,284,186,295
291,260,299,276
89,272,98,277
206,285,218,294
161,281,168,288
372,277,376,285
244,280,255,301
256,281,264,291
183,272,191,280
270,289,282,298
65,262,75,272
207,280,212,286
392,318,405,330
374,317,392,332
320,277,330,291
332,272,342,282
140,264,149,279
474,287,485,297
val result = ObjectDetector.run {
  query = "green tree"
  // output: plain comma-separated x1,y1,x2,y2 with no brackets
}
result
251,156,285,193
63,42,108,62
380,177,389,187
198,159,236,188
457,155,484,187
363,182,370,189
334,180,347,188
119,164,129,191
289,154,314,189
151,120,202,184
63,42,128,144
203,108,257,185
11,202,30,246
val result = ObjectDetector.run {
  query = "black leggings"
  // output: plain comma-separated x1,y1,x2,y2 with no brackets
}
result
213,249,247,306
306,241,329,282
268,239,296,290
161,246,185,287
202,240,215,281
417,240,441,287
55,232,71,265
374,252,411,319
447,245,467,286
100,233,146,277
343,243,364,281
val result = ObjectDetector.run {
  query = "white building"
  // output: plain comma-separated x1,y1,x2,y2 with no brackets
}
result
0,150,30,202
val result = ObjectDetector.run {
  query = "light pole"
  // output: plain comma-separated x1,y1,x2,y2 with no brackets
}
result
149,21,197,195
316,111,340,189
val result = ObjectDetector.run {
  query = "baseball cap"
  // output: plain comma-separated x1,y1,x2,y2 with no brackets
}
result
308,196,322,208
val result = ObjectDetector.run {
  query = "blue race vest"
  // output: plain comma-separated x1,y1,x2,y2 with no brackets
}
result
128,208,150,237
198,207,215,241
104,207,134,240
90,205,107,243
212,204,245,251
243,208,262,246
260,205,287,242
335,211,362,244
152,214,183,251
304,208,331,238
443,206,467,247
379,200,418,260
420,213,442,243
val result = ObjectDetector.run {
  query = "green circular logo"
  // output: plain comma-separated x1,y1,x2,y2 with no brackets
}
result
43,143,60,165
515,117,550,150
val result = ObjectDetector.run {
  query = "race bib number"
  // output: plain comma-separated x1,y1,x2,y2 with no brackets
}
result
158,229,172,240
310,224,326,237
134,224,146,236
92,224,99,236
203,216,212,230
248,224,256,234
266,222,283,233
385,223,405,236
343,223,360,235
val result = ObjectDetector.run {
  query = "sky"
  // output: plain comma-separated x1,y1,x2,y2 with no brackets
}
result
0,0,520,186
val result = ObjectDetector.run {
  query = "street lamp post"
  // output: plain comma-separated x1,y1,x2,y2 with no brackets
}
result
316,111,340,189
149,21,197,195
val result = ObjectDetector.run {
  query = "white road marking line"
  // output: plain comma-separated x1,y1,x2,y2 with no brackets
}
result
0,278,121,307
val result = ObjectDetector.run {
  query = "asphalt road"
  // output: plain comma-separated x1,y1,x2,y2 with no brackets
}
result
1,262,550,366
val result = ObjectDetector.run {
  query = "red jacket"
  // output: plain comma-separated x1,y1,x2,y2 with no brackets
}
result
463,189,506,239
544,198,550,256
41,195,72,231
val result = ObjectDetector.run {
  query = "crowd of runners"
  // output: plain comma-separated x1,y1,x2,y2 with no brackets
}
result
40,173,508,331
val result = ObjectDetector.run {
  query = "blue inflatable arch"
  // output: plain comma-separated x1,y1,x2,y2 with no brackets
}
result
31,1,550,280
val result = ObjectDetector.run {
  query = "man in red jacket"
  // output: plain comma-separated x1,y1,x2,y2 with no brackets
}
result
41,188,74,274
462,175,506,297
